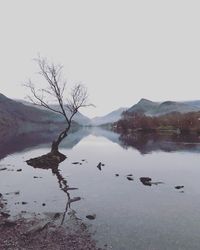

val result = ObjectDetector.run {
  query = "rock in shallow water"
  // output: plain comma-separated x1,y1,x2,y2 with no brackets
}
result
127,176,134,181
1,212,10,218
26,151,66,169
175,185,184,189
97,162,102,171
86,214,96,220
140,177,152,186
0,168,7,171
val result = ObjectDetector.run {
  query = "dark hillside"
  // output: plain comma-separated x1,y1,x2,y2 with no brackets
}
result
0,93,78,132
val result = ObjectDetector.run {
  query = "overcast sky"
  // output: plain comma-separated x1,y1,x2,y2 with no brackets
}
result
0,0,200,118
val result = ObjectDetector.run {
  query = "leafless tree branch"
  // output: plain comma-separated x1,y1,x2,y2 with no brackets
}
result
24,56,92,133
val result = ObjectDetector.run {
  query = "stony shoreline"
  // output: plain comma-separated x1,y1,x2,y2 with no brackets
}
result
0,197,103,250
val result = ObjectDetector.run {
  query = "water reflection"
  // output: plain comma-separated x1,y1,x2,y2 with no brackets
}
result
119,132,200,154
25,164,80,225
1,127,200,161
0,128,90,160
1,127,200,249
25,128,82,224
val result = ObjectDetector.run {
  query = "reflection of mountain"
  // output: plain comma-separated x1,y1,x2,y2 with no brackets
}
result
119,132,200,154
0,128,90,160
90,128,200,154
89,127,120,144
59,128,90,148
91,108,127,126
1,125,200,160
0,127,121,161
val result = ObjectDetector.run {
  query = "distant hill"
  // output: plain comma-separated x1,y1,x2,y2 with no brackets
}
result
48,104,91,126
127,98,200,116
17,100,91,126
91,107,127,126
0,93,78,132
128,99,160,114
183,100,200,109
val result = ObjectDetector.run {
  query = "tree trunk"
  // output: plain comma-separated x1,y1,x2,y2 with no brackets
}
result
50,126,70,153
51,140,59,153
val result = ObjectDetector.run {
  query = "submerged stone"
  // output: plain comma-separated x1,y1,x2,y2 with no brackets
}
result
3,220,17,227
26,151,66,169
86,214,96,220
97,162,102,171
0,168,7,171
1,212,10,218
127,177,134,181
175,185,184,189
140,177,152,186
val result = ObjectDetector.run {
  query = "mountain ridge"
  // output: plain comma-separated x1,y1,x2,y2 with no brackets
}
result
0,93,78,133
17,99,127,126
127,98,200,116
91,107,127,126
16,99,91,126
3,94,200,129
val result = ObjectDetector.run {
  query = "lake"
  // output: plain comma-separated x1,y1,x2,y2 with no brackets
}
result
1,127,200,250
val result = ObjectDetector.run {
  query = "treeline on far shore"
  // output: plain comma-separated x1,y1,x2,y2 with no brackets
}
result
113,111,200,134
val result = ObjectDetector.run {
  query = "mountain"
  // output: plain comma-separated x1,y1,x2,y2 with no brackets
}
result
0,93,77,133
149,101,200,116
127,98,200,116
183,100,200,109
49,104,91,125
91,107,127,126
16,100,91,126
7,97,126,127
128,98,160,114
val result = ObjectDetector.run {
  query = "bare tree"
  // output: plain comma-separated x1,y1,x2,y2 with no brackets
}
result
25,56,92,152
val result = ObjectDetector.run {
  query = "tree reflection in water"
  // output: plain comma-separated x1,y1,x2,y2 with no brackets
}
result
26,128,81,225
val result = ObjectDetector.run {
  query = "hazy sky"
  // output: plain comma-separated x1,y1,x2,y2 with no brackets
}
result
0,0,200,118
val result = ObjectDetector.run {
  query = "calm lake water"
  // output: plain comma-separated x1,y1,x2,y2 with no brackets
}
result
1,127,200,250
